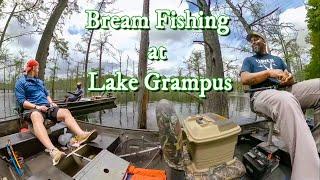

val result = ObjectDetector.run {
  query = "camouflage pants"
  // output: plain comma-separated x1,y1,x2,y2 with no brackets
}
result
155,99,184,171
185,158,245,180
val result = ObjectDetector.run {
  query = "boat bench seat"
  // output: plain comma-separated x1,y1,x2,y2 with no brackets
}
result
0,123,66,150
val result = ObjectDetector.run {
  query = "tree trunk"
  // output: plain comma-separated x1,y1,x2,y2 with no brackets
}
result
51,60,57,99
84,0,105,96
0,3,18,51
3,62,5,94
35,0,68,80
84,31,93,96
98,43,103,86
119,54,122,73
66,61,70,91
198,0,228,117
137,0,149,129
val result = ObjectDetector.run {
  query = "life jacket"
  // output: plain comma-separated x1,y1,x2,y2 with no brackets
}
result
126,165,166,180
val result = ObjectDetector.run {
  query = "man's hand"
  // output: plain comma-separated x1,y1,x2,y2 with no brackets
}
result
268,69,287,80
280,70,294,86
37,105,48,112
50,102,58,107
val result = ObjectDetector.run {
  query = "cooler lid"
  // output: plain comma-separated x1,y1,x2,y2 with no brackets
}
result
182,113,241,143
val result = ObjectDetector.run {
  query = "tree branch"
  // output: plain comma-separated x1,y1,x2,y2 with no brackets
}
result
2,0,40,14
250,7,279,26
3,30,41,42
193,40,214,64
186,0,200,9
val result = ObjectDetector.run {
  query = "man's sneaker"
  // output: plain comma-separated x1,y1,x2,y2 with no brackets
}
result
69,130,98,147
46,148,66,166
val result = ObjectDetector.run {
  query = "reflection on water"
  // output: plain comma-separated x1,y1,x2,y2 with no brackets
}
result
0,92,255,130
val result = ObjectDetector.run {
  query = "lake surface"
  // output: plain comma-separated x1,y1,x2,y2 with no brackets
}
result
0,91,256,130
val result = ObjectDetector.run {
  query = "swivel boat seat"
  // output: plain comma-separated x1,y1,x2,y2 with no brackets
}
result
250,101,279,154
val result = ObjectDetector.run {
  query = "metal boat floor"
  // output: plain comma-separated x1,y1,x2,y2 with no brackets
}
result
87,132,119,150
25,152,73,180
1,132,120,179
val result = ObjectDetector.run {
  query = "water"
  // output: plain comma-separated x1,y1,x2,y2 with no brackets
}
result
0,91,256,130
0,91,17,118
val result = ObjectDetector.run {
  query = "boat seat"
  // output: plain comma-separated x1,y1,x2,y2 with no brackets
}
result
0,123,66,150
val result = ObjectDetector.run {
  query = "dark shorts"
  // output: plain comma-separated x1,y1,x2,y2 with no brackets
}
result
23,106,59,123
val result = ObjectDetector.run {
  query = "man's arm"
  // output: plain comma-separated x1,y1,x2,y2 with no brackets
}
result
23,100,49,112
23,101,38,110
73,90,82,97
47,96,53,104
67,91,77,96
46,96,58,107
240,71,270,85
241,69,287,86
15,79,44,111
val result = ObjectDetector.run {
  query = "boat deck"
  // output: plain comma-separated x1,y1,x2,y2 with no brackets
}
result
0,121,297,180
0,123,162,179
24,134,130,180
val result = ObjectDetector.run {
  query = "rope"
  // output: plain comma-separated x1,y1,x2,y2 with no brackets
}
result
119,146,161,158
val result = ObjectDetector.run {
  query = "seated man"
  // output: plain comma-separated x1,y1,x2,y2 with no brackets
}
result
15,59,97,165
240,32,320,180
65,82,84,102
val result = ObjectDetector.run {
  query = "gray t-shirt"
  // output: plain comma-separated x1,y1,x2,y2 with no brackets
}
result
240,53,288,89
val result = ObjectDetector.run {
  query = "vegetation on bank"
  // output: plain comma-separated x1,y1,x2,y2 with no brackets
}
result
305,0,320,79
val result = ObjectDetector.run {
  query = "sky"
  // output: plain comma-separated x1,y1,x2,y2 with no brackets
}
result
0,0,309,80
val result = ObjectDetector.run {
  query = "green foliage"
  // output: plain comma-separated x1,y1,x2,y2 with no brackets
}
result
305,0,320,79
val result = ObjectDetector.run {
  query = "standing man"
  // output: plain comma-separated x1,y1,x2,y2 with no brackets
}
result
240,32,320,180
15,59,97,165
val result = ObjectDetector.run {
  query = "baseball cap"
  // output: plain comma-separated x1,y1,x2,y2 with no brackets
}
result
246,31,266,42
24,59,39,72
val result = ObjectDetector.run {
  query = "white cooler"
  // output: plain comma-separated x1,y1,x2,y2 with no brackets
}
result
182,113,241,171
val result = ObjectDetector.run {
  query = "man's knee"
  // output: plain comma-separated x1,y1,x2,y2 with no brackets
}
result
30,111,44,124
61,108,71,115
57,108,72,120
274,91,299,106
